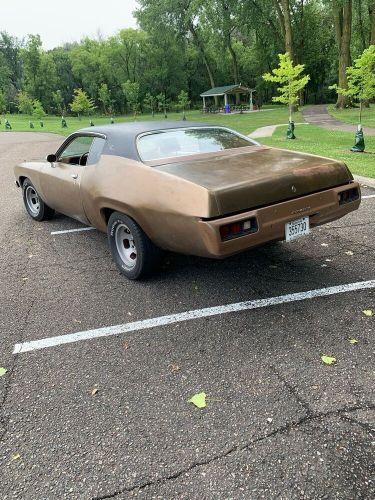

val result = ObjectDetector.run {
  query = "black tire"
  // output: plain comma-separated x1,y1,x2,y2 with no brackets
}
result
22,178,55,221
108,212,162,280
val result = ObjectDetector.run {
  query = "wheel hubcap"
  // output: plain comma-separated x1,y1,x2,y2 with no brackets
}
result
25,186,40,215
115,224,137,269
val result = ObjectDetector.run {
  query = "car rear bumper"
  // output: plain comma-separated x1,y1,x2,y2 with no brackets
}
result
197,182,361,258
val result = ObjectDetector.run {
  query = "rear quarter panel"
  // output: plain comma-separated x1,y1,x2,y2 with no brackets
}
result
81,155,218,255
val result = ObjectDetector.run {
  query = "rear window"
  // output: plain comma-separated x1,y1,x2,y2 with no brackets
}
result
137,127,256,161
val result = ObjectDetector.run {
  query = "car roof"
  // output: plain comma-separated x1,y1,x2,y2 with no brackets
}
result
77,121,220,161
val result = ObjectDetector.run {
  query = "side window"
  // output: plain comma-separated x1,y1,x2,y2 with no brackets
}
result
87,137,106,165
58,136,95,166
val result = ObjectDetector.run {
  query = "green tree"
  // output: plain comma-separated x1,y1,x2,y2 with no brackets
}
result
21,35,58,110
0,90,6,113
143,92,157,116
156,92,170,118
177,90,190,120
98,83,112,114
263,52,310,124
122,80,140,116
69,88,96,118
32,99,46,120
330,45,375,124
16,90,33,115
52,90,65,115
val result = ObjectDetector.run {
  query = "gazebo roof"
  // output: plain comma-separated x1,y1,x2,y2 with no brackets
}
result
200,84,253,97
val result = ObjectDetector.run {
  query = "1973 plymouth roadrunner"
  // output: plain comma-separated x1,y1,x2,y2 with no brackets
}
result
14,122,361,279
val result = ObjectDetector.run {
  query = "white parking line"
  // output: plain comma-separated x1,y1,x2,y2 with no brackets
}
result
362,194,375,199
51,227,95,235
13,279,375,354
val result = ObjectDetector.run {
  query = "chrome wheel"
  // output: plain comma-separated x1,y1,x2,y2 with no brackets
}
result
25,185,40,216
115,223,137,269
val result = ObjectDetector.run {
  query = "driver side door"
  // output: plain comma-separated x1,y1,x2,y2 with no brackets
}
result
40,135,96,223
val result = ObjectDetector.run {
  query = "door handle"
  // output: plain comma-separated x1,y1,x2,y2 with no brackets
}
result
71,173,78,179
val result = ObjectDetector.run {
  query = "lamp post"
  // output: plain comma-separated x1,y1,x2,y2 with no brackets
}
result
249,89,256,111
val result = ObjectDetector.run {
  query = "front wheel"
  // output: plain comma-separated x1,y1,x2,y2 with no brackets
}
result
108,212,162,280
22,178,55,221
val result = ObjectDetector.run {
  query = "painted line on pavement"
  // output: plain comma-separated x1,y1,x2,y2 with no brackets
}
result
13,279,375,354
362,194,375,199
51,227,95,235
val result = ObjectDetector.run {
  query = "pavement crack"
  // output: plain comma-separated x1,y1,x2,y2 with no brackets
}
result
91,403,374,499
340,413,375,434
270,365,313,414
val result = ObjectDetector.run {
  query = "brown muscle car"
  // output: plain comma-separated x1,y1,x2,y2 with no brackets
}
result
14,122,361,279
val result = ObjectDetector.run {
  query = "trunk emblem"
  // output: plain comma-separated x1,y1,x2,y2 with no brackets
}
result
291,185,297,193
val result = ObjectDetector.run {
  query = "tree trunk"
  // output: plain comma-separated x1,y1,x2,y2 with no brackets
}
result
357,0,367,50
188,23,218,106
275,0,294,60
370,2,375,45
280,0,293,59
333,0,352,108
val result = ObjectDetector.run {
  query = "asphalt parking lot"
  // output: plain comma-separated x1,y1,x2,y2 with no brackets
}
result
0,132,374,499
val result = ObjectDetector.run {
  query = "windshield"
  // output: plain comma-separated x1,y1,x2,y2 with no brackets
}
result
137,127,257,161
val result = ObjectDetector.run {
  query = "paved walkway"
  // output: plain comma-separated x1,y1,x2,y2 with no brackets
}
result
303,104,375,136
249,122,307,139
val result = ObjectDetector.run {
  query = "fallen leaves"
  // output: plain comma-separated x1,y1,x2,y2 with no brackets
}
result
11,453,21,461
363,309,373,317
321,355,336,365
189,392,207,409
349,338,358,345
0,367,7,377
321,243,329,247
170,364,180,372
344,250,354,256
91,387,98,396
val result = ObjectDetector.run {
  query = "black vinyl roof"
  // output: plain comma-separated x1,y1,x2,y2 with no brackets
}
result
78,121,215,160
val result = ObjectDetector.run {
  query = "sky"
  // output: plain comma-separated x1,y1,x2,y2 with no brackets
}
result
1,0,139,49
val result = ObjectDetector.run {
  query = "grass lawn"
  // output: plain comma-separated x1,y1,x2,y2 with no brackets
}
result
261,123,375,178
327,104,375,128
0,106,301,137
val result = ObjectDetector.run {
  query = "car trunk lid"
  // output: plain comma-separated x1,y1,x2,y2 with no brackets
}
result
153,146,352,216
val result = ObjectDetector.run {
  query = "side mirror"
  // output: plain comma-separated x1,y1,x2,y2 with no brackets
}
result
46,153,57,163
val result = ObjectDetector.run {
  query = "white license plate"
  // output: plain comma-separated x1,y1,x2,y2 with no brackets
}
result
285,216,310,242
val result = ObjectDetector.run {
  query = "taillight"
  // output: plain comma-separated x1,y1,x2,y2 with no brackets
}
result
338,187,360,205
220,218,258,241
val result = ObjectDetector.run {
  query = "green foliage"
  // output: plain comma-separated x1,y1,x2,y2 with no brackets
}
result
143,92,157,116
156,92,170,118
263,53,310,118
16,91,33,115
177,90,190,111
98,83,112,114
0,90,6,113
20,35,58,110
52,90,65,115
329,45,375,123
69,88,96,117
32,99,46,120
122,80,140,115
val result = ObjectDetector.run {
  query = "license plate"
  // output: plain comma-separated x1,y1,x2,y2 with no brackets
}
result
285,216,310,242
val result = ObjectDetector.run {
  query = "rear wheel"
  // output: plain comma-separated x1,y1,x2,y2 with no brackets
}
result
22,178,54,221
108,212,162,280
